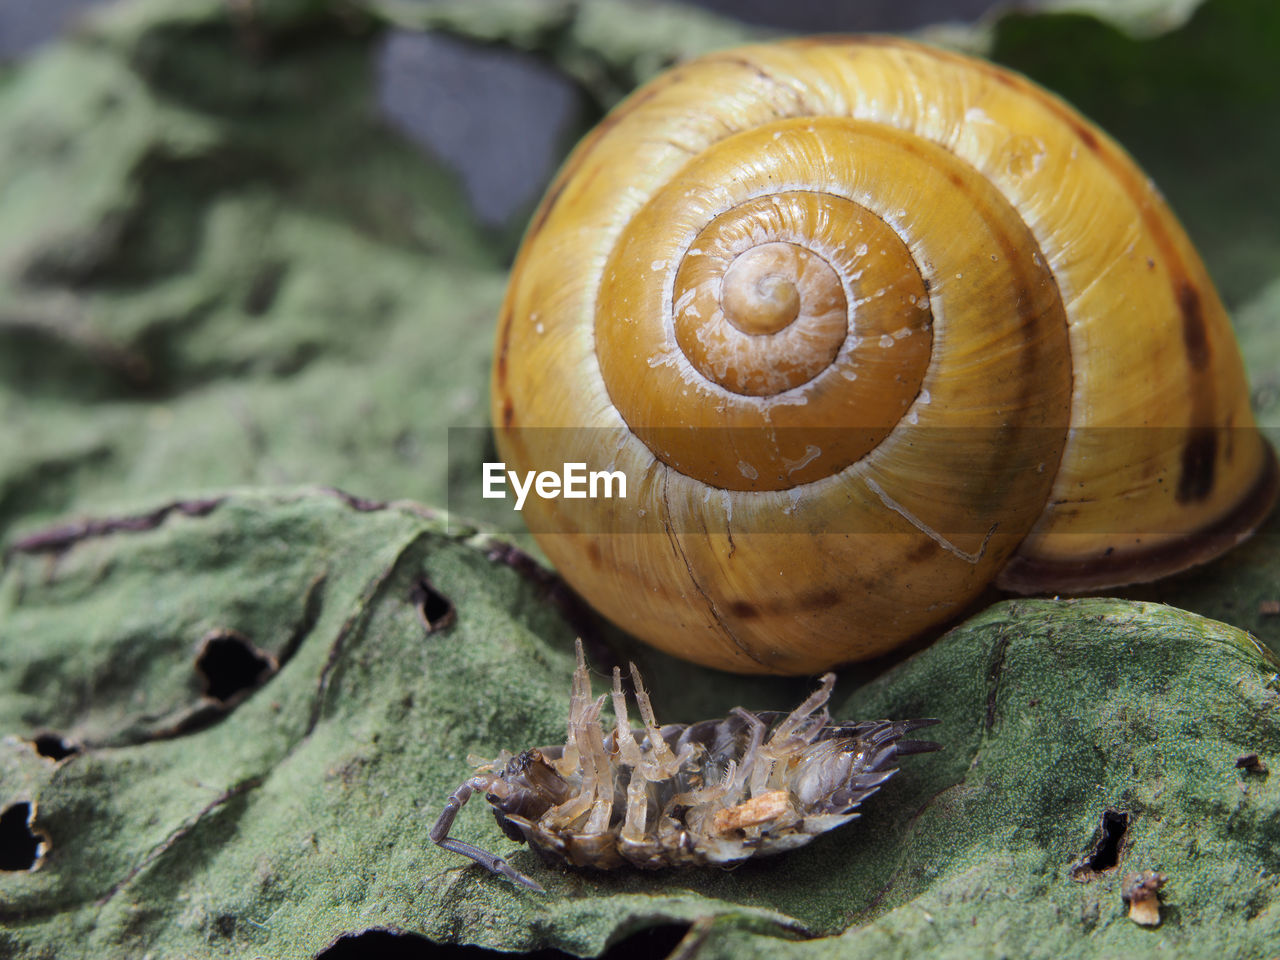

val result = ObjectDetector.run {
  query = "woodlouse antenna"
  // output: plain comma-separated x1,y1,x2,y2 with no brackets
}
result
429,778,545,893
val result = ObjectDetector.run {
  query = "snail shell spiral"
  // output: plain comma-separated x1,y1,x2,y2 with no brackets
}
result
492,37,1277,675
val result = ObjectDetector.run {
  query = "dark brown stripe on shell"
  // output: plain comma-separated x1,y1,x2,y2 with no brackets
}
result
711,54,777,86
1178,281,1210,370
1067,117,1099,152
996,440,1278,593
1176,426,1218,503
726,588,841,621
494,304,512,386
906,538,940,563
519,175,569,255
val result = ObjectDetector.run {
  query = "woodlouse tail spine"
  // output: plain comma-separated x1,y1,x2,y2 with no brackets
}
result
888,718,944,760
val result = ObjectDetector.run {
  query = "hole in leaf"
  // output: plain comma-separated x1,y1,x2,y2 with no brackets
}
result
410,576,456,633
213,913,237,939
31,732,78,761
317,923,692,959
196,630,276,704
0,803,45,871
601,923,692,959
1236,753,1269,775
1070,809,1129,881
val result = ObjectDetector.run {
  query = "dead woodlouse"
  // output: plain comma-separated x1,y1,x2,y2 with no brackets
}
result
430,640,940,891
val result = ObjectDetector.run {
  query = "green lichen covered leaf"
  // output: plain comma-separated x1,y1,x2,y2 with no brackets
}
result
0,0,504,542
3,0,1280,957
2,490,1280,958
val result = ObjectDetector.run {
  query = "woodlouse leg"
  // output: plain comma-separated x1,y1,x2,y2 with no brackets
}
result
549,689,608,829
611,666,644,767
666,760,740,839
731,707,771,797
768,672,836,745
556,643,615,837
430,778,545,893
584,788,614,834
678,760,739,809
581,691,615,834
557,639,595,775
629,661,685,777
621,766,651,844
708,759,738,801
613,666,657,843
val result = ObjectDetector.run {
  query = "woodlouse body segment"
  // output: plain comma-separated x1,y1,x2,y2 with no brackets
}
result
430,642,940,890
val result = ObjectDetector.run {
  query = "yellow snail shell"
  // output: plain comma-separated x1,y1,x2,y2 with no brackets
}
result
491,36,1278,675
